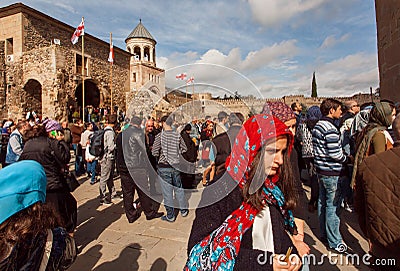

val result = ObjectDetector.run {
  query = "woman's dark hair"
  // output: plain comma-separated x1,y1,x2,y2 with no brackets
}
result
242,135,298,211
0,202,61,260
23,124,47,142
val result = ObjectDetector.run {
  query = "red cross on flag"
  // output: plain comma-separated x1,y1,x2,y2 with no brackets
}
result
71,18,85,45
186,76,194,85
176,73,187,80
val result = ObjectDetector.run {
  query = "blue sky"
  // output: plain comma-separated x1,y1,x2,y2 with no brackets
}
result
1,0,379,98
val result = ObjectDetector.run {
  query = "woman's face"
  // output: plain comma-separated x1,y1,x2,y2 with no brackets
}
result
264,136,288,176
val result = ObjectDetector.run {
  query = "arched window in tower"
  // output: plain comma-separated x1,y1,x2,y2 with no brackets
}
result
153,48,156,64
144,47,150,61
133,46,141,61
127,47,131,53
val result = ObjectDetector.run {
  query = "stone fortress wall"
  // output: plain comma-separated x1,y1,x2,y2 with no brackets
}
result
165,92,380,120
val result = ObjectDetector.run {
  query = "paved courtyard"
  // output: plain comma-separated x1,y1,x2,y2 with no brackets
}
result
69,172,370,271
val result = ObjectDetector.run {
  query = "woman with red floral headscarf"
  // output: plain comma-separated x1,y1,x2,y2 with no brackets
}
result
185,114,302,270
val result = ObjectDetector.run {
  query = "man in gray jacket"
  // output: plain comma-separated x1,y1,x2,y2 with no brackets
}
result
99,114,118,205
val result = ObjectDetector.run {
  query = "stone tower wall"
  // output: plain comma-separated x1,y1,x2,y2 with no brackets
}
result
375,0,400,102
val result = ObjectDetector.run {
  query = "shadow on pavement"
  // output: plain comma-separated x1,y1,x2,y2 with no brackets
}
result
93,243,142,271
70,244,102,271
150,258,168,271
75,197,125,250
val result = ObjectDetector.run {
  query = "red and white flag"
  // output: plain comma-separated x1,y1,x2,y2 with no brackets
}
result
108,42,114,63
186,76,194,84
176,73,187,80
71,18,84,45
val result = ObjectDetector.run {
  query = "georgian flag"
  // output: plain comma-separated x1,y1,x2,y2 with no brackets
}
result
71,18,84,45
186,76,194,84
108,42,114,63
176,73,187,80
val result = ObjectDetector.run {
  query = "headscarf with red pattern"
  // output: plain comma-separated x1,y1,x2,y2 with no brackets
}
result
262,101,296,123
184,114,297,271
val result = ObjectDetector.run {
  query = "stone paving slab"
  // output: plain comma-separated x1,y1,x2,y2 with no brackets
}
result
69,173,370,271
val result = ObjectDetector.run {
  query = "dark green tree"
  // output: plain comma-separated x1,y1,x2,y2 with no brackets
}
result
311,72,318,97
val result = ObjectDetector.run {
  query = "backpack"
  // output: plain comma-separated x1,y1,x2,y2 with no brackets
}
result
89,129,108,157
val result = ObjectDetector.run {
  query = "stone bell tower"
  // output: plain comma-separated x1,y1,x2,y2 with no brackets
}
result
125,20,165,119
125,19,164,95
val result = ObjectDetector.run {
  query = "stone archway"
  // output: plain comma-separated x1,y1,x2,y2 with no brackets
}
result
74,80,100,109
23,79,42,114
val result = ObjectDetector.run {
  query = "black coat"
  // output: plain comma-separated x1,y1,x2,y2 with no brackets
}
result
116,125,149,170
212,125,241,169
180,130,197,163
20,137,70,192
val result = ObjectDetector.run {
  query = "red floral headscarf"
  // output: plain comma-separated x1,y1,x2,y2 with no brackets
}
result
226,114,293,187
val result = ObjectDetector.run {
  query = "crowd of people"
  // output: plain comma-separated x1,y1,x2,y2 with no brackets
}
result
0,98,399,270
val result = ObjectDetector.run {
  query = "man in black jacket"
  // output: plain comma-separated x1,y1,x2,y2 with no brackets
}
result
180,124,198,189
116,116,163,223
211,113,244,178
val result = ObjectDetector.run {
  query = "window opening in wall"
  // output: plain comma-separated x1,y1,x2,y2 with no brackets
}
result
76,54,89,76
6,38,13,55
134,46,141,61
133,72,136,82
144,47,150,61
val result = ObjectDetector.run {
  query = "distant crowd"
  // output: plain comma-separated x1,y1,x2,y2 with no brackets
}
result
0,98,399,270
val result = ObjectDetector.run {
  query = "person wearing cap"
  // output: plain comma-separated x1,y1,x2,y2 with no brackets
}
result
0,160,77,270
5,120,30,166
20,120,77,235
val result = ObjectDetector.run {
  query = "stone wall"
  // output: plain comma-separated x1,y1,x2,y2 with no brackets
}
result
2,10,131,120
0,41,5,115
375,0,400,102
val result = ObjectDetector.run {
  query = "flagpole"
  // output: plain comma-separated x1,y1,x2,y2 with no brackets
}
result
110,32,113,114
81,16,85,123
185,82,188,104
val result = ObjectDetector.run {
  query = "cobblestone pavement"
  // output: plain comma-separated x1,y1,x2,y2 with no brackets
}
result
69,171,370,271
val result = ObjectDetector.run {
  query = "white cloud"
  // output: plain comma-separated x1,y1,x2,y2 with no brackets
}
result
320,33,351,49
241,40,298,70
160,39,299,73
248,0,326,27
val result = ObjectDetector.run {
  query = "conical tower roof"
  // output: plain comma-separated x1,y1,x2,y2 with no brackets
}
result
125,19,156,44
